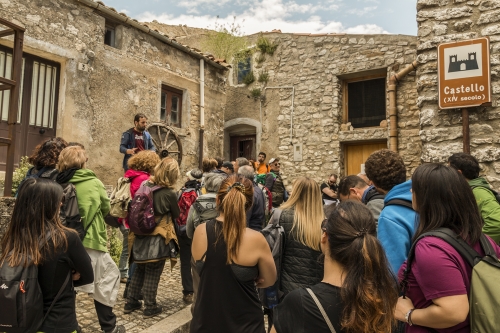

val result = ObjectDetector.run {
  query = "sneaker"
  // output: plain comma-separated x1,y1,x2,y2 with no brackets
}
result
124,300,142,314
143,305,163,319
120,278,128,284
182,293,193,304
105,325,126,333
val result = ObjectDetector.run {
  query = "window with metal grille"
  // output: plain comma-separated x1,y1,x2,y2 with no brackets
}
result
29,60,58,128
345,77,386,128
237,57,251,84
0,47,59,128
160,85,182,127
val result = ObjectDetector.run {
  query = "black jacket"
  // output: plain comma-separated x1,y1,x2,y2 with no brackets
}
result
279,208,323,296
266,171,286,207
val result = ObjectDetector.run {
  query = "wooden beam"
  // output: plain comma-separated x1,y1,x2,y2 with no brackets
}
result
462,108,470,154
0,29,14,38
0,76,15,86
0,84,11,91
0,17,25,32
0,137,11,146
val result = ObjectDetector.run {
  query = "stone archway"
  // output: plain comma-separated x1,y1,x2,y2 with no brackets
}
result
223,118,262,161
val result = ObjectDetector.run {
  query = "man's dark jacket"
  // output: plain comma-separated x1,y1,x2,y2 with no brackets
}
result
119,128,156,170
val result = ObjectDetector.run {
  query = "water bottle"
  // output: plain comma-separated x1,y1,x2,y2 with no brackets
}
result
265,287,279,309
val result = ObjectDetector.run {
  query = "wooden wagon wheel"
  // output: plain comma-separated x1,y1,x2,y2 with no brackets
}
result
147,122,183,166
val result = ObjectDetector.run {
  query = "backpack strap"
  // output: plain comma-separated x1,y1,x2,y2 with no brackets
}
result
270,208,282,227
306,288,337,333
40,272,71,326
402,228,479,297
384,198,413,210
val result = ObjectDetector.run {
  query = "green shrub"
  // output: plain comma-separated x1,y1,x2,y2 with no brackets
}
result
258,71,269,83
0,156,33,195
250,88,262,98
107,226,123,266
256,35,278,55
242,71,255,85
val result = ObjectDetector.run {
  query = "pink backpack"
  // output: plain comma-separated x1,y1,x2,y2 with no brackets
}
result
128,182,162,235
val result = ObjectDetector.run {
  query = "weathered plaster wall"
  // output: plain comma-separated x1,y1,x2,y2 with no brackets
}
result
227,33,420,186
416,0,500,187
1,0,227,186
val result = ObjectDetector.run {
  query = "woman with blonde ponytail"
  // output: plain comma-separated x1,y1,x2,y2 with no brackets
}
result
272,201,398,333
191,175,276,333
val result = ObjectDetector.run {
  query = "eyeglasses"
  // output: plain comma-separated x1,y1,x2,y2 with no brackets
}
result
274,163,281,166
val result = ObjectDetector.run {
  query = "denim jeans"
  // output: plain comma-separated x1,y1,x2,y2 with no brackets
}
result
119,225,129,279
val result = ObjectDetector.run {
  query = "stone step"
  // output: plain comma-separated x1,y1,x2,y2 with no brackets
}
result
142,307,191,333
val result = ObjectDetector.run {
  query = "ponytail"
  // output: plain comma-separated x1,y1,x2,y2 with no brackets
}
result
216,176,254,264
326,201,397,333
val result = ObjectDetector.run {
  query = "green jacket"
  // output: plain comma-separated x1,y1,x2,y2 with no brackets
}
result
70,169,111,252
469,177,500,244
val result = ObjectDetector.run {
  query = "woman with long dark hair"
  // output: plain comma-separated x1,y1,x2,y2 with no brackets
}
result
0,178,93,333
272,201,398,333
190,175,276,333
395,163,500,332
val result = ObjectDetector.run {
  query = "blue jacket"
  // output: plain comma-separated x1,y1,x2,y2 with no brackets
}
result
119,128,156,170
377,180,417,273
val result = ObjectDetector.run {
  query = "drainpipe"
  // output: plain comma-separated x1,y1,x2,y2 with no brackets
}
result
263,86,295,144
388,60,420,152
199,59,205,169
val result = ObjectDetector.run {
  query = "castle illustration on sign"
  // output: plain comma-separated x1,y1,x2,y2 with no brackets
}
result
448,53,479,72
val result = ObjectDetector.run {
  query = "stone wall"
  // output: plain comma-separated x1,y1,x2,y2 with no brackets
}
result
226,33,420,186
416,0,500,187
1,0,227,186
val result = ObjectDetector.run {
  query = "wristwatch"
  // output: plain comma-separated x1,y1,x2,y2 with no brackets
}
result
405,308,415,326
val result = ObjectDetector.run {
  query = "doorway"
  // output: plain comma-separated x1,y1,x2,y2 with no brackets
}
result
344,141,387,176
230,135,256,161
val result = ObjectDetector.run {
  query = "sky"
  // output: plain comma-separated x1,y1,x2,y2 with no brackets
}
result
101,0,417,36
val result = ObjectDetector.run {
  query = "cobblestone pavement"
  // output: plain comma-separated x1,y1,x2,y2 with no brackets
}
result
76,261,188,333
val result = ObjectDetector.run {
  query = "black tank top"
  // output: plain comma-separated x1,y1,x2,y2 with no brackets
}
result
190,220,265,333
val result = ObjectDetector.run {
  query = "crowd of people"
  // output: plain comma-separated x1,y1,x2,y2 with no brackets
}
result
2,113,500,333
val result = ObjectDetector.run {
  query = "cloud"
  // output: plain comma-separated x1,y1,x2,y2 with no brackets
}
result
343,24,388,34
347,6,378,16
137,0,387,35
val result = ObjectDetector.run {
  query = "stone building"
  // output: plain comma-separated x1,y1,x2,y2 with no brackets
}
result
0,0,229,187
225,32,420,186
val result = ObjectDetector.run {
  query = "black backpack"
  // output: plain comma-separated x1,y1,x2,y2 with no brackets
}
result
59,182,85,240
192,196,218,228
384,198,413,210
0,236,70,333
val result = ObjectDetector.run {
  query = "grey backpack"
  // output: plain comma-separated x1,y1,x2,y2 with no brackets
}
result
192,196,218,229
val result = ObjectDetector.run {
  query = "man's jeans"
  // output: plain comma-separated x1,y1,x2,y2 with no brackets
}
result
119,225,129,279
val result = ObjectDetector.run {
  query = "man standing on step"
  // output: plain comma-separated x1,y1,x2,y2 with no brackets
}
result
119,113,156,172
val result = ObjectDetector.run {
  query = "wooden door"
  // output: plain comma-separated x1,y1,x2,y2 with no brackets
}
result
345,141,387,176
230,135,256,161
0,46,59,170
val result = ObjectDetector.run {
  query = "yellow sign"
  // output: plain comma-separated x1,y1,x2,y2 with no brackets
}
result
438,37,491,109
